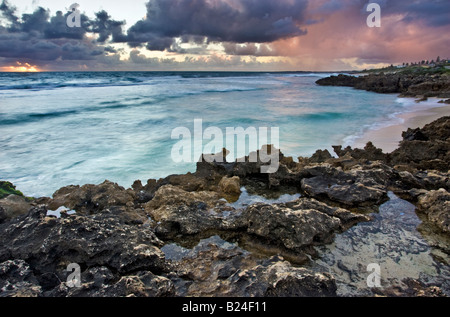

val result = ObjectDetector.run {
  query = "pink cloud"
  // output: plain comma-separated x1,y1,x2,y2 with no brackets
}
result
270,2,450,70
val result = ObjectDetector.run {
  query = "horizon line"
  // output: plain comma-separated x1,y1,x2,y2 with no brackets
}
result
0,69,356,73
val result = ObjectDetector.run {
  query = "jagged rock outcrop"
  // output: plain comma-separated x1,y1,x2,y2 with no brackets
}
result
0,207,168,295
47,180,149,225
48,180,136,212
316,72,450,98
332,142,388,163
389,116,450,172
299,163,392,207
243,198,369,253
144,185,242,239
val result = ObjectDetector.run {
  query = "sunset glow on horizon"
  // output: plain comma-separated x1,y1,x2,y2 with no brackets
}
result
1,62,40,72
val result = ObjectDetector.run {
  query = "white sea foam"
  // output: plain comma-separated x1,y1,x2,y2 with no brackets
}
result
46,206,76,218
344,97,449,150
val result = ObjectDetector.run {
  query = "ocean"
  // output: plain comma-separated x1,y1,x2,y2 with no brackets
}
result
0,71,439,197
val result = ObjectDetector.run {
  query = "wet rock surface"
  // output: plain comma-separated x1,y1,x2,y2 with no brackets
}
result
310,192,449,297
0,116,449,297
162,236,337,297
243,199,359,253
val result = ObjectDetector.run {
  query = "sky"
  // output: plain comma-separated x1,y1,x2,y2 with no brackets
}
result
0,0,449,72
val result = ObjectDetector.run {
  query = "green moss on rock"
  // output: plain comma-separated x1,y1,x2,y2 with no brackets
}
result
0,181,24,199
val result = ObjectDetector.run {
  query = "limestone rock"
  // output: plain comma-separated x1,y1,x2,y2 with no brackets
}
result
300,165,390,207
0,195,32,221
144,185,242,239
48,180,135,213
416,189,450,233
309,149,333,163
389,117,450,172
218,176,241,202
244,200,343,252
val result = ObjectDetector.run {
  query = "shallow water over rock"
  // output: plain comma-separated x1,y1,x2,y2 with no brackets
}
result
162,235,242,262
310,192,450,296
227,187,301,209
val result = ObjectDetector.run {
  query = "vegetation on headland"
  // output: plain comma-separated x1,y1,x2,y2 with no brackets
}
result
361,56,450,75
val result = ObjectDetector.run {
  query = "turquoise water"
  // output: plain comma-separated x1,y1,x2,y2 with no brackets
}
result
0,72,425,197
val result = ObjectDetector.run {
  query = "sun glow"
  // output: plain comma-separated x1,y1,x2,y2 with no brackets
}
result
2,61,40,72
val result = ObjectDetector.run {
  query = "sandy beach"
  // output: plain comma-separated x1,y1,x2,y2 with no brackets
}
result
352,99,450,153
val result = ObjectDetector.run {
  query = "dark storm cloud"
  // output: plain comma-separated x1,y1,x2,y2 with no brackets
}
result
125,0,448,54
361,0,450,27
126,0,309,51
0,0,125,64
0,0,17,26
0,2,88,39
397,0,450,27
92,10,127,43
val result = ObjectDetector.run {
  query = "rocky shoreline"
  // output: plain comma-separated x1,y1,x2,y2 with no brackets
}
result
316,69,450,100
0,112,449,297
